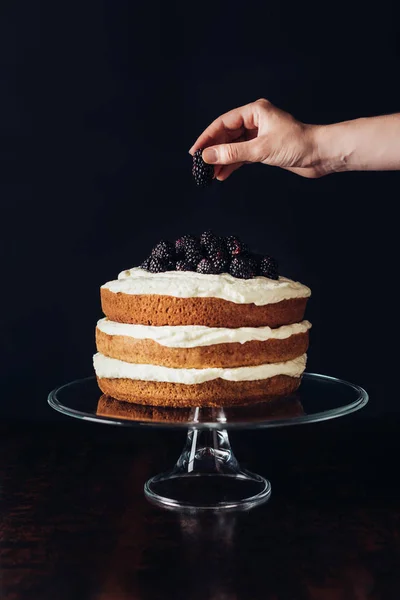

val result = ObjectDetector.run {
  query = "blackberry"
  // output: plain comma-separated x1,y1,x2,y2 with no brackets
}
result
185,245,203,264
196,258,218,275
211,257,229,274
244,252,262,273
151,240,175,261
208,247,229,273
192,149,214,187
164,260,176,272
175,235,202,266
175,234,199,256
259,256,279,280
148,256,167,273
200,230,223,254
200,230,217,247
229,256,256,279
176,260,197,272
140,257,151,270
148,256,175,273
225,235,248,257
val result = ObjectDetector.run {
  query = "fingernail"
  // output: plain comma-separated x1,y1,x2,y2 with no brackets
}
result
202,148,218,163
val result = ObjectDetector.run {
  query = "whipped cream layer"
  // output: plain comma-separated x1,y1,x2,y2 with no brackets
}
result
93,352,307,384
97,318,311,348
101,268,311,306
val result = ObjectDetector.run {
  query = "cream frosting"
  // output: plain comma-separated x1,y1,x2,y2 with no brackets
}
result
97,318,311,348
93,352,307,384
101,268,311,306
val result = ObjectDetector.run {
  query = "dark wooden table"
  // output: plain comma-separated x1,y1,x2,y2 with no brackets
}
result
1,412,400,600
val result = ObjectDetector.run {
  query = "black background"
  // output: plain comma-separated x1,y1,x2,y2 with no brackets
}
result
1,0,399,420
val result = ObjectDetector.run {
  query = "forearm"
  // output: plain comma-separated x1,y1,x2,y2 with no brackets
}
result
312,113,400,175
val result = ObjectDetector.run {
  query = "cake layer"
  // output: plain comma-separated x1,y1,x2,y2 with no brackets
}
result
96,375,302,407
97,318,311,347
109,268,311,305
101,289,308,327
93,352,306,382
96,321,310,368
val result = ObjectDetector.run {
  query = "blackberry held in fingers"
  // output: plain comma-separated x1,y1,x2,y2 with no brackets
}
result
192,150,214,187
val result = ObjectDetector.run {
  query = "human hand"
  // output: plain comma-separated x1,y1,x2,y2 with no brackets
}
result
189,98,321,180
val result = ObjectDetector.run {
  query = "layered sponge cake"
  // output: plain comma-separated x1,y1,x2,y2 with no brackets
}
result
93,233,311,407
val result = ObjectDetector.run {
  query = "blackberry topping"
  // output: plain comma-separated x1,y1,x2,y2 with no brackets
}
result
175,235,203,265
200,230,217,247
244,252,262,273
141,232,279,280
209,238,226,255
229,256,257,279
259,256,279,280
148,256,167,273
200,230,223,254
185,245,203,265
175,234,199,256
151,240,175,261
211,258,228,274
225,235,248,257
208,247,229,274
176,260,197,272
140,257,151,270
147,257,175,273
196,258,218,275
192,149,214,187
164,260,176,272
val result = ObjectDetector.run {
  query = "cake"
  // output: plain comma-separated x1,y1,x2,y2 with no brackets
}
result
93,232,311,407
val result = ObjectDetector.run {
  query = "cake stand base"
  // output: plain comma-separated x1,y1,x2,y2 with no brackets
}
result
144,427,271,511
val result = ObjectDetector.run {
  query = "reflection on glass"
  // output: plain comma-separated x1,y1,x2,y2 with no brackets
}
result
96,393,306,425
49,373,368,430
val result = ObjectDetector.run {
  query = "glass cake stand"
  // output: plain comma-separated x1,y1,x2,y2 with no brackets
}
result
48,373,368,511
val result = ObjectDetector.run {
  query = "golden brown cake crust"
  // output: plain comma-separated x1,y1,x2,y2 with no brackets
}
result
96,328,309,368
96,374,301,407
100,288,308,328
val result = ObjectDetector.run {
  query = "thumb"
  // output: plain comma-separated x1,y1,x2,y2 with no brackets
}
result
202,140,261,165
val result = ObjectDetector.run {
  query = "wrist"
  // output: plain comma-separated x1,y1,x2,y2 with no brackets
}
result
310,123,356,176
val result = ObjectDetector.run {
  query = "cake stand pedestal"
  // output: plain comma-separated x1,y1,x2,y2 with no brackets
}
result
145,426,271,510
48,373,368,511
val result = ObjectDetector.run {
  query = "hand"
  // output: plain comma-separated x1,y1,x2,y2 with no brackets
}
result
189,98,321,180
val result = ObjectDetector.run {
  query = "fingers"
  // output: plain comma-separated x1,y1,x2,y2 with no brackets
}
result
215,163,244,181
189,101,261,155
202,139,262,165
213,165,224,179
284,166,322,179
215,163,321,182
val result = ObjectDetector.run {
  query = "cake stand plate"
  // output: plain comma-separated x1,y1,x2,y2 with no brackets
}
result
48,373,368,511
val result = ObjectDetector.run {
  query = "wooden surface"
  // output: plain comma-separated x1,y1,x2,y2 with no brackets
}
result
1,414,400,600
